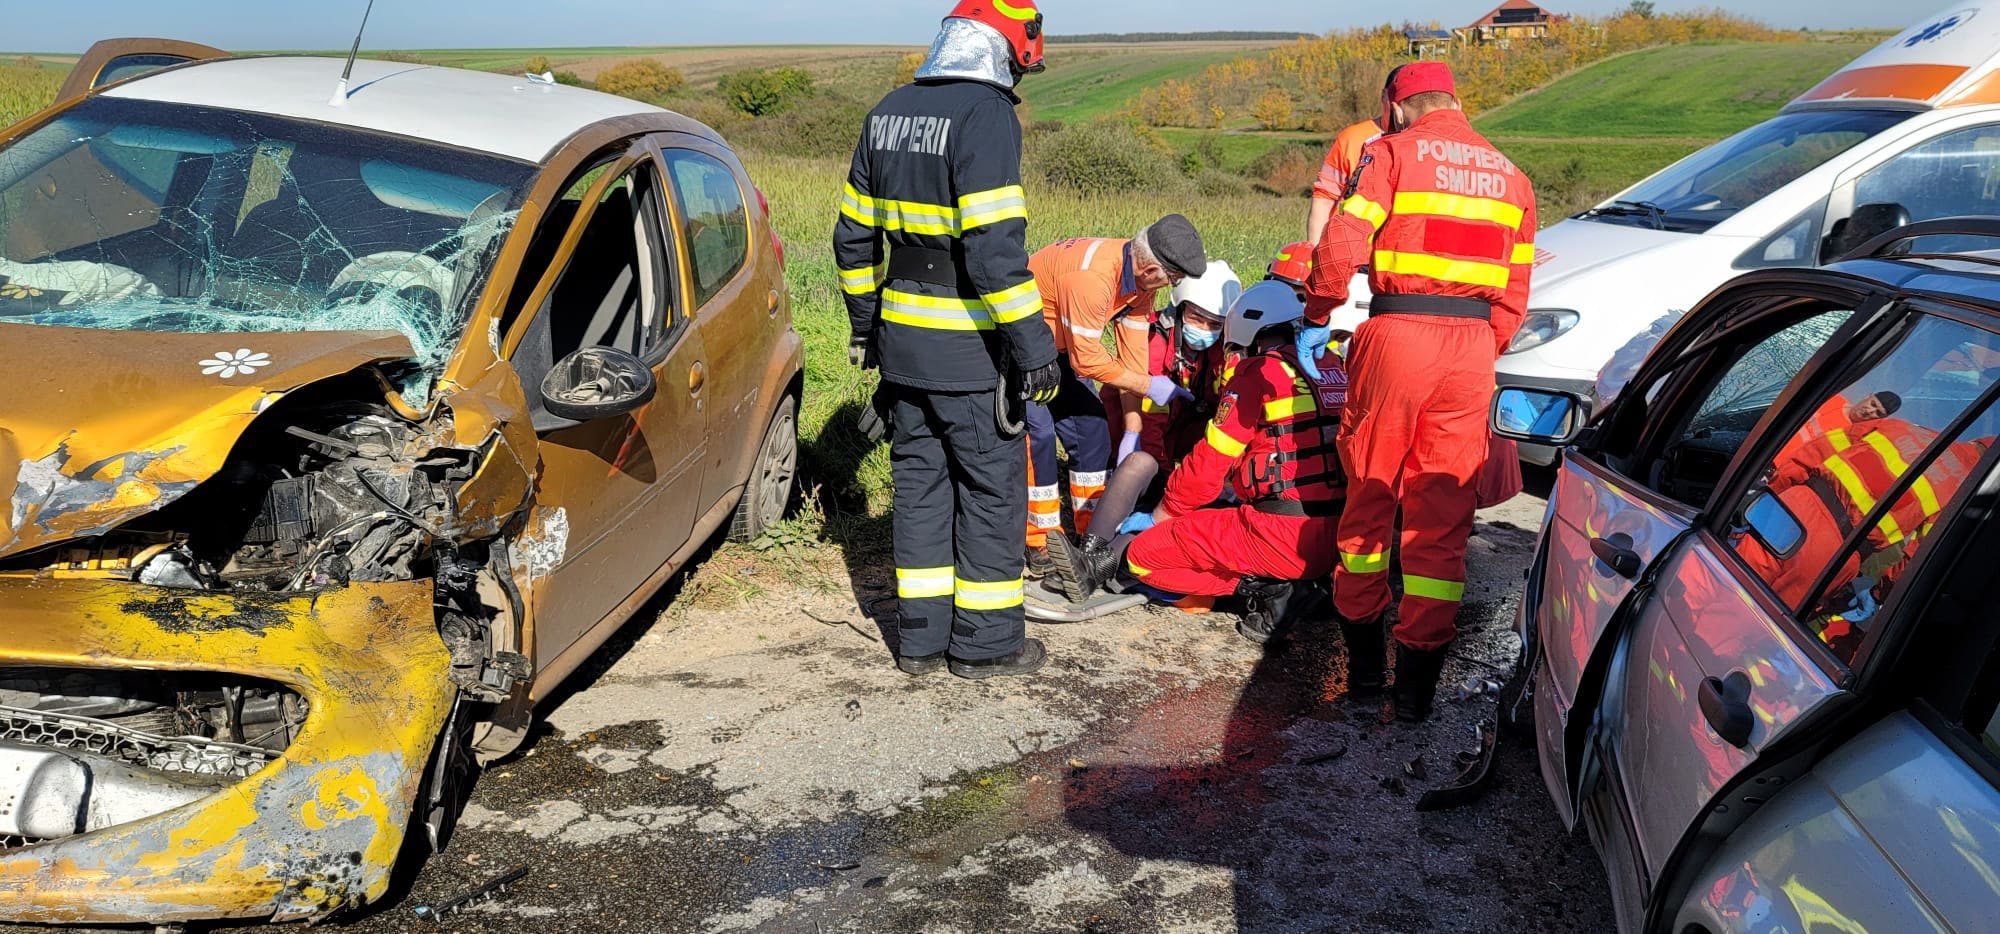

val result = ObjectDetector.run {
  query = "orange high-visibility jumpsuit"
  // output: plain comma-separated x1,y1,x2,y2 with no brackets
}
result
1025,238,1158,545
1306,108,1538,651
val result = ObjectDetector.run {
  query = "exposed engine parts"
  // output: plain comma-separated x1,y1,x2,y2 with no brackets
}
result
0,668,301,846
0,386,532,705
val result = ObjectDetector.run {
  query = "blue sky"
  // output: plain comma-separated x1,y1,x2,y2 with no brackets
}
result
11,1,1914,52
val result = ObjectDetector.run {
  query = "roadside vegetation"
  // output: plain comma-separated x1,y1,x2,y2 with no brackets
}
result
0,25,1884,588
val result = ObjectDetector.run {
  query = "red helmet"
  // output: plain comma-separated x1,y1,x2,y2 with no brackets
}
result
1268,241,1312,287
948,0,1045,74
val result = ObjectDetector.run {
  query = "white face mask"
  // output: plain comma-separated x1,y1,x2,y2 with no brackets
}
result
1183,318,1220,351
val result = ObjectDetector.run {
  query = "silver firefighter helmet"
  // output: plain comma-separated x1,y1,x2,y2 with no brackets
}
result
915,16,1019,90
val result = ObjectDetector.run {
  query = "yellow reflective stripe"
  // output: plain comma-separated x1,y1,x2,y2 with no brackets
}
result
881,288,994,331
840,184,962,235
955,577,1025,611
1860,431,1934,534
1128,558,1153,577
1821,452,1900,542
1392,191,1525,229
1373,250,1510,289
897,566,954,599
838,261,887,296
1141,398,1170,414
1512,243,1536,264
1341,550,1389,574
1404,574,1466,603
992,0,1039,19
1342,195,1388,231
1910,476,1942,519
840,183,880,227
959,184,1028,230
1826,428,1852,451
982,278,1043,324
1205,422,1248,459
1264,394,1316,421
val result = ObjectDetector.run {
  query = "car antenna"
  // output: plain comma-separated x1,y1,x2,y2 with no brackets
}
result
327,0,378,107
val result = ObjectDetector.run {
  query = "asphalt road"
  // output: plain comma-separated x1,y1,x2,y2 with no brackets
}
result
331,482,1613,933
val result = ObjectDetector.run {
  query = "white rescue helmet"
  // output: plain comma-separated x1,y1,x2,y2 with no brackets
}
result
1168,259,1240,324
1224,280,1305,349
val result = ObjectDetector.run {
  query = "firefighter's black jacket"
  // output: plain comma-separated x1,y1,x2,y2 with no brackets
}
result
832,77,1058,391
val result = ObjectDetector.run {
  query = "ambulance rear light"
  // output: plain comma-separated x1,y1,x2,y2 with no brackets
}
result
1506,309,1579,354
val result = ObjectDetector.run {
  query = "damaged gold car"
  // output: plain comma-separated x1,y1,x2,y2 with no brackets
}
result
0,41,801,924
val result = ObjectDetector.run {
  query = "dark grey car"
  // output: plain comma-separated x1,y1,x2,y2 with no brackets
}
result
1498,218,2000,932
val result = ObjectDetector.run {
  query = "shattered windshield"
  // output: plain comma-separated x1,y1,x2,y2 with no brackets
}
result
0,97,535,405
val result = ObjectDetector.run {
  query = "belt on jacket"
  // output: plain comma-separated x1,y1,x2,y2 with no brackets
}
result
887,245,966,288
1368,293,1490,320
1253,498,1343,518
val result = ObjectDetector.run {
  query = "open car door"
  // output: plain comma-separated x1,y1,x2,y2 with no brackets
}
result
58,38,227,100
1495,277,1887,829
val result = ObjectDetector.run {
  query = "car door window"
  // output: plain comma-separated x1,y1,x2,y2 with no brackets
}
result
1855,124,2000,252
1607,303,1853,507
547,163,671,361
662,149,747,309
1727,313,2000,662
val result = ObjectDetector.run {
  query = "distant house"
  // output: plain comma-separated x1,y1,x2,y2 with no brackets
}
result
1456,0,1566,46
1403,28,1455,57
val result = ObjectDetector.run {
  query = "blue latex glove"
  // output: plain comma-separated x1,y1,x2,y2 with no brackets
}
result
1146,375,1196,407
1116,431,1140,465
1294,323,1332,380
1118,512,1156,535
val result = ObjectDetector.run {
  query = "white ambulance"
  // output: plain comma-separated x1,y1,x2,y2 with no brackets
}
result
1498,3,2000,463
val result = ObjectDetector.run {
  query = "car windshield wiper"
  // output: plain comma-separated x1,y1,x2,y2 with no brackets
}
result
1584,200,1669,230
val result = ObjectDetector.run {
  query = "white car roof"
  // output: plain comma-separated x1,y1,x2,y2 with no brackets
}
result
103,56,666,163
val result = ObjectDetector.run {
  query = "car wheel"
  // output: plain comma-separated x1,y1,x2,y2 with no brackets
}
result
729,394,797,542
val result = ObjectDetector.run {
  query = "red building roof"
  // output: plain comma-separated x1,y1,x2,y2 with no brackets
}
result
1468,0,1559,28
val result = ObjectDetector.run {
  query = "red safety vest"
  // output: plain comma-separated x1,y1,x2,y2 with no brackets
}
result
1231,350,1347,507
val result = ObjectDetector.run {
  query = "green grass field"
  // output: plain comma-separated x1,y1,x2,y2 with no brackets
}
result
1023,45,1258,124
1475,41,1867,140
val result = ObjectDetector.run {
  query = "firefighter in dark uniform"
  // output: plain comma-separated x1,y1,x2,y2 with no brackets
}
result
833,0,1061,679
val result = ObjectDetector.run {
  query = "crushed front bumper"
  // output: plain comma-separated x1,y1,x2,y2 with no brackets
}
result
0,576,453,925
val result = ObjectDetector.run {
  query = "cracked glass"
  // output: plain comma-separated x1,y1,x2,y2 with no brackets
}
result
0,97,536,405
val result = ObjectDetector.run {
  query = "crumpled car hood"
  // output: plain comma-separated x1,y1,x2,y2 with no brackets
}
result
0,324,416,559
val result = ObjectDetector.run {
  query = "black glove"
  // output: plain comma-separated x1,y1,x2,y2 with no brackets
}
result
1021,359,1062,405
848,335,877,370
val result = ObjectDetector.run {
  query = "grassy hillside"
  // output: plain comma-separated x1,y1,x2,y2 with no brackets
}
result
1022,44,1268,124
1476,41,1869,140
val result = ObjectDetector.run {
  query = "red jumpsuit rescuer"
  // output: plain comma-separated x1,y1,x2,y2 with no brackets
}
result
833,0,1062,680
1052,282,1348,646
1301,61,1538,721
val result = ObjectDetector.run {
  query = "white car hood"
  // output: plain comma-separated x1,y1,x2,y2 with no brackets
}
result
1501,217,1756,384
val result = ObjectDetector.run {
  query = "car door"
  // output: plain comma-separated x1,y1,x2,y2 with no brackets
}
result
1507,277,1883,831
505,145,708,675
58,38,227,100
1669,342,2000,933
658,141,766,509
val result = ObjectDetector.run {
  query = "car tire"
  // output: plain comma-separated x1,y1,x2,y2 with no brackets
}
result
729,394,798,543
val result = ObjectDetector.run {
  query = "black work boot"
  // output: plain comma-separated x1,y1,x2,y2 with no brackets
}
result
895,652,945,676
1339,616,1388,698
1048,533,1121,603
949,638,1048,680
1026,544,1053,581
1234,577,1297,646
1392,642,1451,723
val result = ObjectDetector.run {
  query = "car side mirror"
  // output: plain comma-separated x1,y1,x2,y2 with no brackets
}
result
1491,387,1584,446
1821,201,1911,263
1740,487,1805,558
539,346,657,421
